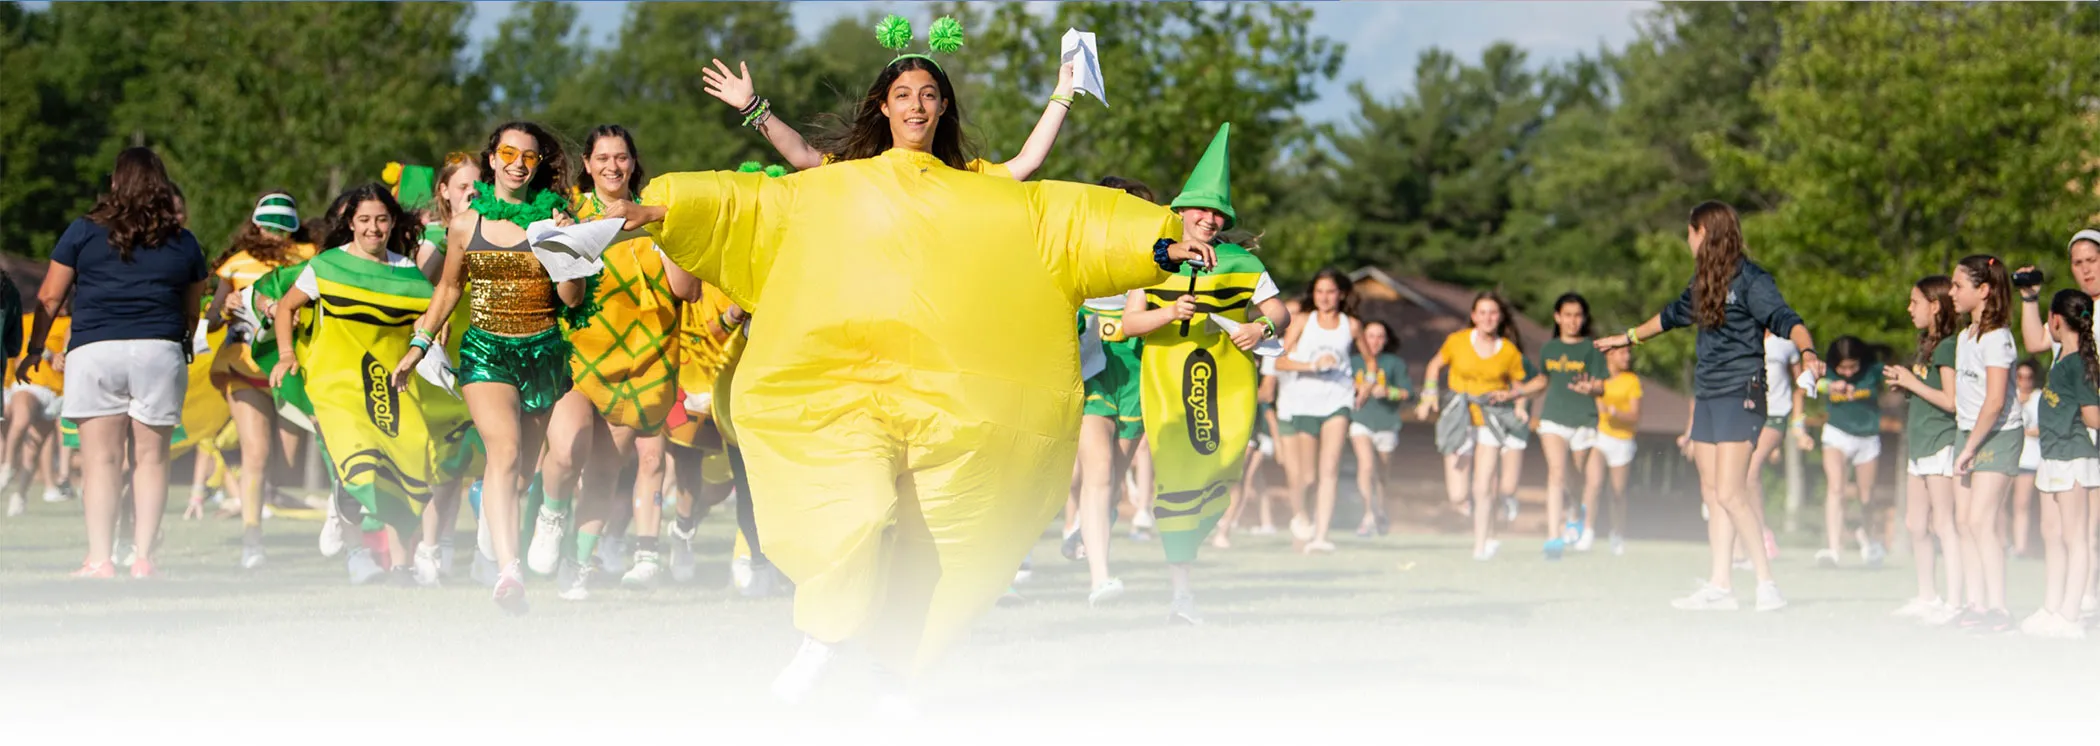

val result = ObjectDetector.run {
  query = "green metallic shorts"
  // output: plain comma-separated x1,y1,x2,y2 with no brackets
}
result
458,326,573,415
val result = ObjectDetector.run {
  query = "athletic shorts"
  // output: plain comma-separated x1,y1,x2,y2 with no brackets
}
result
1763,415,1790,433
1081,338,1144,440
1960,428,2024,476
1348,422,1398,453
2020,437,2042,473
2036,458,2100,493
1690,392,1765,445
60,339,186,428
1908,445,1955,478
1283,409,1349,437
1256,431,1274,457
5,384,62,421
1821,425,1881,466
1535,420,1596,451
1452,424,1528,456
1595,433,1637,468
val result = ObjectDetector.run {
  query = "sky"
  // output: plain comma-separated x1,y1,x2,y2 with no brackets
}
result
464,1,1653,124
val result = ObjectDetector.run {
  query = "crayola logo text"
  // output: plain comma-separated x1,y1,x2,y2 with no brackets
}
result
1182,350,1219,455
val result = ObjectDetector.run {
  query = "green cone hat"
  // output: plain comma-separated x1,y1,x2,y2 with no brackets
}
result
1169,122,1235,231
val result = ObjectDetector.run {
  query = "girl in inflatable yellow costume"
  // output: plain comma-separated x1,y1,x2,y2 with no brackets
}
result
603,17,1217,705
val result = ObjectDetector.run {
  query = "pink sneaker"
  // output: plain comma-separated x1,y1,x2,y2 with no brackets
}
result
492,562,529,616
1763,529,1779,560
72,561,115,579
128,558,156,580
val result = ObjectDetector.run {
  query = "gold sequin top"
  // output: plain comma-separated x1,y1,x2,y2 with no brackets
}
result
465,250,558,335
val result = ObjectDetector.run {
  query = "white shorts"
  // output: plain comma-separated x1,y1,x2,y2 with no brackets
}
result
684,391,713,416
2020,438,2042,473
1535,420,1596,451
1595,433,1637,468
1453,425,1528,456
1820,425,1881,466
4,384,62,421
2036,458,2100,493
1256,432,1274,457
1908,446,1955,478
1349,422,1398,453
60,340,187,428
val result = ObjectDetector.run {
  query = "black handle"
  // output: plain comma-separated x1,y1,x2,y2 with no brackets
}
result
1178,271,1198,335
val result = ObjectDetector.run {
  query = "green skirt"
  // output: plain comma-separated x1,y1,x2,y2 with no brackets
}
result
458,326,573,415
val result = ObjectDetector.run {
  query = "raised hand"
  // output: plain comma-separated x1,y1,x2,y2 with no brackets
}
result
700,59,757,110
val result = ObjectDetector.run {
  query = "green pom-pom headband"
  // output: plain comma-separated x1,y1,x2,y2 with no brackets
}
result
874,14,964,67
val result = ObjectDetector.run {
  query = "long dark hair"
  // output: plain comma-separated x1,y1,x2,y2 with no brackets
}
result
319,184,420,259
2051,289,2100,390
217,188,306,272
577,124,646,197
1305,267,1355,316
1551,292,1593,338
1825,335,1875,378
478,121,570,198
1688,200,1745,330
811,56,975,170
1913,275,1956,367
85,147,185,261
1097,176,1156,203
1473,290,1522,350
1956,255,2012,336
1364,319,1396,356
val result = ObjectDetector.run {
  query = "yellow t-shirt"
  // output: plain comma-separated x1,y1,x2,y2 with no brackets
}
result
9,314,69,392
1598,372,1643,440
1438,330,1528,424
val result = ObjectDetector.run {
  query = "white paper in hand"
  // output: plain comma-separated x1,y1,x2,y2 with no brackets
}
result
526,218,621,282
1079,314,1107,381
1796,369,1821,399
1208,314,1284,357
417,338,459,398
231,285,266,332
1060,29,1107,107
192,318,211,356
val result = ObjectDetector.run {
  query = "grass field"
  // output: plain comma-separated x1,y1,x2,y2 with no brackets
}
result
2,494,2097,734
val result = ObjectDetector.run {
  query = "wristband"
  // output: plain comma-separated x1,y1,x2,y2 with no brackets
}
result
1258,317,1277,339
1627,327,1641,346
413,327,434,343
1049,93,1073,108
1152,239,1182,273
409,336,433,352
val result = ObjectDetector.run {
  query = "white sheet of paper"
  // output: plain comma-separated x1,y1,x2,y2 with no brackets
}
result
1796,370,1820,399
192,318,211,356
1060,29,1108,107
1079,314,1107,381
417,338,458,398
232,285,265,332
1207,314,1284,357
526,218,620,282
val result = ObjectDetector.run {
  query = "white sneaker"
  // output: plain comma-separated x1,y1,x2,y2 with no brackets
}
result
4,493,22,518
1287,515,1314,543
731,555,753,591
437,536,456,578
114,540,137,568
1167,593,1204,625
1500,495,1519,523
346,547,385,585
1892,597,1941,619
526,508,568,576
1671,582,1738,611
1814,549,1839,568
240,539,266,570
1754,580,1787,612
598,536,629,576
318,494,347,558
1609,532,1625,556
669,523,697,583
770,636,835,705
622,550,663,587
1013,554,1034,585
1863,541,1887,567
413,543,442,587
1088,578,1125,608
2048,613,2088,640
41,485,68,503
1473,539,1501,561
1574,526,1595,552
556,558,593,601
1919,602,1964,626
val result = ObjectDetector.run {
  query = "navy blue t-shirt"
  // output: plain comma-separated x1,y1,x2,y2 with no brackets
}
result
49,217,207,351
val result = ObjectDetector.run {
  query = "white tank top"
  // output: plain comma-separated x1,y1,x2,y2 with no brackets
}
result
1280,313,1356,419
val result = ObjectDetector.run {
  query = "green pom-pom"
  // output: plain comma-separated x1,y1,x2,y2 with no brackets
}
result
763,165,787,178
875,14,913,51
927,16,964,54
737,161,763,173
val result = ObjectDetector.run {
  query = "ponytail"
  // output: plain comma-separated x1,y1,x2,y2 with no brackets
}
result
2051,289,2100,388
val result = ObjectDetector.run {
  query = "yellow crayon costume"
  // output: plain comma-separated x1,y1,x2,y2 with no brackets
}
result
568,196,682,433
1135,124,1267,563
643,148,1178,673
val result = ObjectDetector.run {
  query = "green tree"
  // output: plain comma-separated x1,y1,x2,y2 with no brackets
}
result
481,1,584,123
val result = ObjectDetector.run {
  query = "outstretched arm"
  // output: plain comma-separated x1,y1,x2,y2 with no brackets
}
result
998,62,1077,181
703,59,825,171
2017,268,2051,354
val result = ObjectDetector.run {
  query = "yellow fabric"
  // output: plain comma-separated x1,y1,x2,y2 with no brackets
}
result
1598,371,1642,440
709,330,747,449
678,284,736,397
302,253,445,532
644,148,1175,673
569,198,681,431
1136,249,1266,538
8,314,68,392
172,328,233,459
212,245,316,392
1438,330,1528,425
214,244,317,290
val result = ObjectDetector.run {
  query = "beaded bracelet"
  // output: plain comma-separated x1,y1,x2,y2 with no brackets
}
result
742,98,772,129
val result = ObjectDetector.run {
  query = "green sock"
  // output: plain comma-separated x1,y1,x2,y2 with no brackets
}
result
545,498,572,516
575,531,599,564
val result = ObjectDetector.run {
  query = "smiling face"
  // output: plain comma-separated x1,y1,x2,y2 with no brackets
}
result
1179,207,1226,245
881,68,946,154
1553,300,1586,338
348,198,393,254
587,135,633,197
486,128,541,193
1311,276,1342,313
1364,322,1390,355
1471,297,1503,335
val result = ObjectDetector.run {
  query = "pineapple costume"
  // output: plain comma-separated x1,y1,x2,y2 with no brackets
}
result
566,195,681,433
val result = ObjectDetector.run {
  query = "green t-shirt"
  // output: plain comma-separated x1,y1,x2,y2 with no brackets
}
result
1350,352,1410,432
1905,340,1959,459
1822,363,1883,437
421,222,447,251
1537,338,1607,428
2039,356,2100,461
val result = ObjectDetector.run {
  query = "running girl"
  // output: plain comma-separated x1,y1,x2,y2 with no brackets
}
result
1418,291,1532,561
1583,344,1641,555
1534,293,1607,551
1275,268,1377,554
1813,336,1885,568
1349,320,1409,537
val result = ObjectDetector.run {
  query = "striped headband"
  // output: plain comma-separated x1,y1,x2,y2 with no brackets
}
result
252,193,299,233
